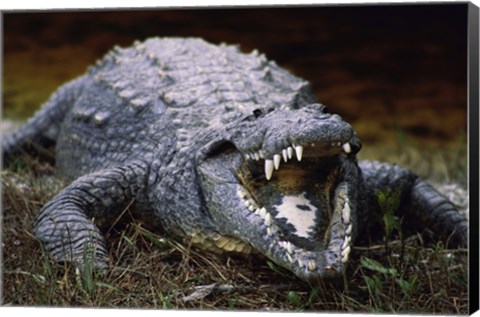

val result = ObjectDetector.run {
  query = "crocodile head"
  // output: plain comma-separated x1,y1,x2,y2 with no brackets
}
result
197,103,362,282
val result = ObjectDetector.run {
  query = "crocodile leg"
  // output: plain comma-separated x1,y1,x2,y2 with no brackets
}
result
358,160,468,248
33,160,148,270
2,76,86,160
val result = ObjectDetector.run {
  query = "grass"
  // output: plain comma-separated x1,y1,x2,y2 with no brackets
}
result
1,142,468,312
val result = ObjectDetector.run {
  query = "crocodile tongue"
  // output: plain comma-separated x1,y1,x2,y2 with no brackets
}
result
239,158,339,250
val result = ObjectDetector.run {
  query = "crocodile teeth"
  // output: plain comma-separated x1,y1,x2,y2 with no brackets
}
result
273,154,281,170
342,142,351,153
342,236,351,250
267,225,279,237
286,253,294,264
342,202,351,224
295,145,303,161
341,246,351,263
297,259,304,268
265,159,274,180
267,227,273,236
265,212,273,226
282,149,288,162
342,239,348,250
254,152,260,161
258,150,264,159
341,246,351,257
237,189,247,199
259,207,267,218
286,241,293,254
325,265,335,271
307,260,317,271
287,146,293,159
345,223,352,235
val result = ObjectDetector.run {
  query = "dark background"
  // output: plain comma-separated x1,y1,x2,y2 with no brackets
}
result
2,4,468,166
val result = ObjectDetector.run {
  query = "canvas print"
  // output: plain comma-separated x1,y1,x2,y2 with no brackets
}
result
1,3,474,313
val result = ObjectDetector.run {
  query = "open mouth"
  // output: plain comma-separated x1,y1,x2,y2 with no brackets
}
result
196,104,360,281
233,142,355,276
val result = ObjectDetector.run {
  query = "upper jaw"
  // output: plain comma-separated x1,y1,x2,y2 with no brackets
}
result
242,140,356,181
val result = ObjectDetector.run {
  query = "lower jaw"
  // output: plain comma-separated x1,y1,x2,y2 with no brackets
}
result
196,151,358,280
234,172,355,279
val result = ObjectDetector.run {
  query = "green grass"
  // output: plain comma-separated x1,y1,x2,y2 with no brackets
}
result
1,144,468,312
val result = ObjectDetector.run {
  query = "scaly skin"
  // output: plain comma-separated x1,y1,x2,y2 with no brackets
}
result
2,37,468,283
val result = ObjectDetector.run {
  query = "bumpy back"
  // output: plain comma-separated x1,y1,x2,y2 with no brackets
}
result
57,38,318,177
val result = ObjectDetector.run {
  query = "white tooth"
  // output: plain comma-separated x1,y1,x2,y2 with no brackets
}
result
341,246,351,257
265,159,274,180
267,227,273,236
245,153,251,160
259,207,267,218
237,190,246,198
295,145,303,161
282,149,288,162
259,150,264,159
286,253,294,264
307,260,317,271
248,205,255,212
265,212,273,226
342,142,351,153
341,253,349,263
287,146,293,159
342,237,349,250
346,224,352,235
286,242,293,254
337,142,341,146
297,259,304,268
244,200,251,208
342,203,351,224
254,152,260,161
273,154,281,170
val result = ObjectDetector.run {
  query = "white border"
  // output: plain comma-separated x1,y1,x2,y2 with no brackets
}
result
1,1,478,317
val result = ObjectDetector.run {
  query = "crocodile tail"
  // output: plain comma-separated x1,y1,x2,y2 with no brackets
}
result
357,160,468,248
2,76,86,162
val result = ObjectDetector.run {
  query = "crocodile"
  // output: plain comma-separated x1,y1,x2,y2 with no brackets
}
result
2,37,468,283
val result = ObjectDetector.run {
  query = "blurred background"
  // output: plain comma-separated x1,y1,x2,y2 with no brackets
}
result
2,4,468,182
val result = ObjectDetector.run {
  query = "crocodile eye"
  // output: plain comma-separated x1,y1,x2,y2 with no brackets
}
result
253,109,263,118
